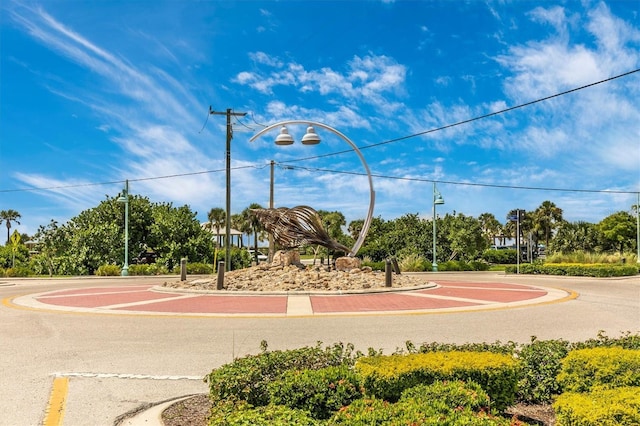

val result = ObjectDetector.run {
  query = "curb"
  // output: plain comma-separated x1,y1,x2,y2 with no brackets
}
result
115,395,194,426
152,282,438,296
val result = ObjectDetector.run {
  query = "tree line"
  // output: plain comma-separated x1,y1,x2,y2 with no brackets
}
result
0,199,638,276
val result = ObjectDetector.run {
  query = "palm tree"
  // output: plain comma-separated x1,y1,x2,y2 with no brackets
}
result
206,207,226,247
478,213,502,246
241,203,265,263
0,209,21,245
206,207,226,271
533,201,563,248
505,209,533,254
347,219,364,240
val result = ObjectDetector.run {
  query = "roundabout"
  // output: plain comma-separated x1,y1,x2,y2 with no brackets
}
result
1,273,637,426
8,277,572,317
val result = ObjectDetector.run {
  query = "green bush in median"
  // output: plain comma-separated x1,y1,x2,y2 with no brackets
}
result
95,264,121,276
206,342,358,407
557,347,640,393
505,262,639,277
355,351,519,411
329,381,516,425
554,386,640,426
268,365,362,419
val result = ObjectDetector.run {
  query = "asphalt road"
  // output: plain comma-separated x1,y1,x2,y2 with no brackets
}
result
1,272,638,426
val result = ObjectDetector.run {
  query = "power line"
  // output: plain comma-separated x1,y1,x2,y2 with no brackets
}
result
2,69,638,195
280,164,639,195
0,166,257,194
280,68,640,164
2,160,636,196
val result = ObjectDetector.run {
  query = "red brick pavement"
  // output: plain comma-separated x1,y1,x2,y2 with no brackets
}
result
24,281,554,316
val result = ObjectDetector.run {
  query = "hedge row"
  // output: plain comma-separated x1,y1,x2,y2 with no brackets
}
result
505,262,639,277
554,347,640,425
208,381,519,426
205,333,640,425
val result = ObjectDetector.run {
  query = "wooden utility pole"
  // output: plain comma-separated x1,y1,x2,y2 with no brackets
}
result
210,107,247,271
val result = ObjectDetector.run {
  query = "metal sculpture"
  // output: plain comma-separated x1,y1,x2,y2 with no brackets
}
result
249,121,375,257
251,206,350,253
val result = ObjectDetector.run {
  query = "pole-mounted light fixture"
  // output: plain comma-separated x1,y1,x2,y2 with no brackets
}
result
250,120,375,257
275,126,295,145
432,182,444,272
301,125,321,145
116,180,129,276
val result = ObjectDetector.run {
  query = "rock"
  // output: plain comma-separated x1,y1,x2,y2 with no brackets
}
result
272,250,301,267
335,256,362,272
165,260,429,292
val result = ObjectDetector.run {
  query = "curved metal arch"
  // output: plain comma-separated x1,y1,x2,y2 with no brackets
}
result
250,120,375,257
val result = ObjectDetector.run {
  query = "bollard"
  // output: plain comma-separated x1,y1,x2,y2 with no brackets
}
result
391,257,401,275
385,259,392,287
180,258,187,281
216,261,225,290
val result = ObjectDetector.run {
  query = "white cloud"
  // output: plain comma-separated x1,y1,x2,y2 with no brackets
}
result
12,173,111,212
234,53,407,112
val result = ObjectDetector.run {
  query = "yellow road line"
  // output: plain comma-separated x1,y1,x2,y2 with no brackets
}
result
43,377,68,426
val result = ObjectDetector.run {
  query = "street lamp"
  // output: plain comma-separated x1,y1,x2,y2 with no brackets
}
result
117,180,129,276
432,182,444,272
636,192,639,264
250,121,375,257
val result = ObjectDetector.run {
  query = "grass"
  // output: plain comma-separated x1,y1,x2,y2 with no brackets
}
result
545,251,637,264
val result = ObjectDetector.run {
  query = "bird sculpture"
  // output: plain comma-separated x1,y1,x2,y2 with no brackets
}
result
251,206,351,253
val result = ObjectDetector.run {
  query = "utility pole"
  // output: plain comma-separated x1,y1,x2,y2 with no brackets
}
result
268,160,275,262
210,107,247,271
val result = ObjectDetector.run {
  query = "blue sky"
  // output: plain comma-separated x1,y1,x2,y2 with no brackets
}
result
1,0,639,237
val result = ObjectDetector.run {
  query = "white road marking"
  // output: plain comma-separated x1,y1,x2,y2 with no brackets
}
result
53,372,203,380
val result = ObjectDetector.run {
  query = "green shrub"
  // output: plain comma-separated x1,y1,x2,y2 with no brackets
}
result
3,266,32,277
208,399,321,426
127,262,170,275
186,262,213,274
269,365,362,419
482,249,517,264
206,342,359,407
4,266,33,278
415,340,517,356
362,260,385,271
469,260,490,271
216,247,252,270
438,260,489,271
506,263,639,277
399,380,490,410
545,251,637,264
329,381,516,425
557,347,640,393
355,351,519,411
517,337,570,403
554,386,640,426
95,264,121,276
438,260,470,271
573,330,640,350
398,254,429,272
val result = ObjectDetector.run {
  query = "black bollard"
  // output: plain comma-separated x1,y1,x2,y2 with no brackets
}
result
385,260,392,287
391,257,401,275
180,258,187,281
216,261,225,290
